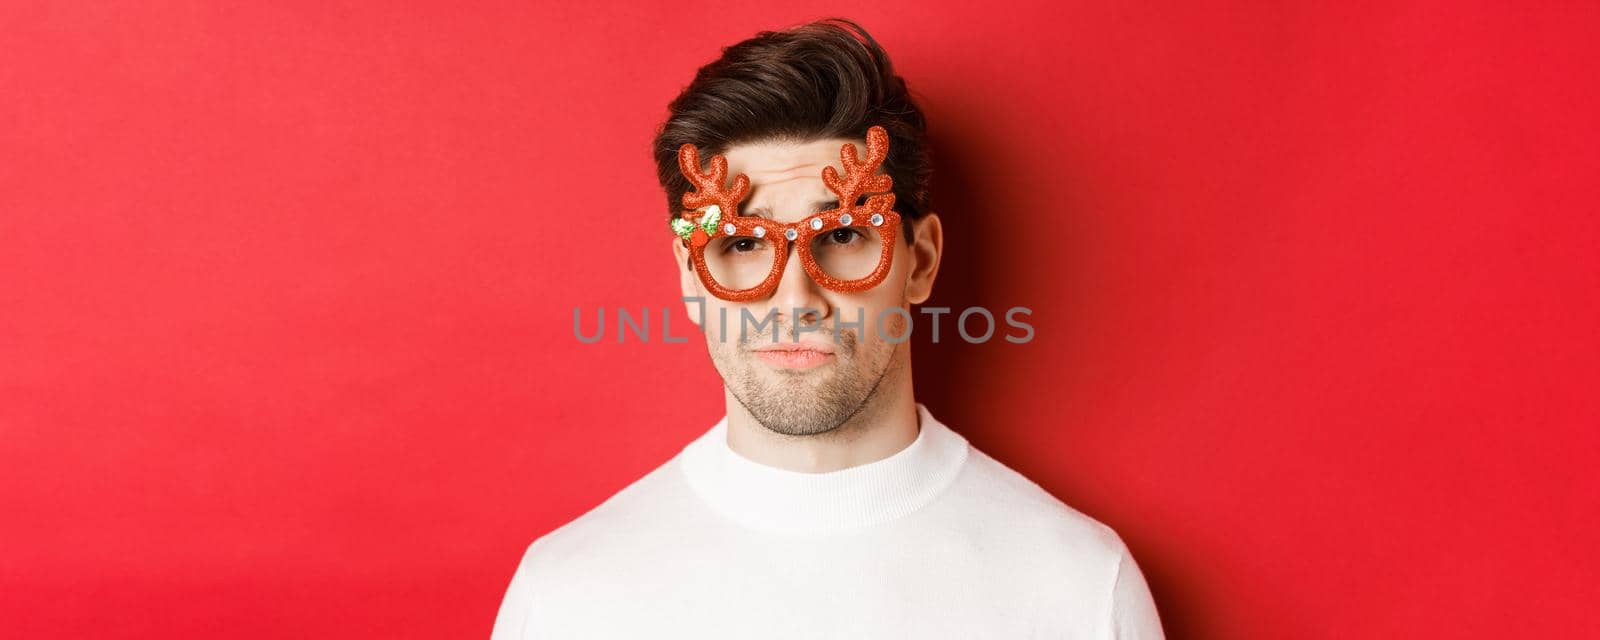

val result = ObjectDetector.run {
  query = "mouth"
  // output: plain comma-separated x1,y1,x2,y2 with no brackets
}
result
750,342,837,370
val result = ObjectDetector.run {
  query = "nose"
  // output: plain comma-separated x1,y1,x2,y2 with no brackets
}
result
770,240,831,330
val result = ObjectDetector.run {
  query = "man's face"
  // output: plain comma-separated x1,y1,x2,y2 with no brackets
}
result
672,137,933,437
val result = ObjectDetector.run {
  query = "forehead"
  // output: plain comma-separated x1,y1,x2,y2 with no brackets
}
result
721,137,866,220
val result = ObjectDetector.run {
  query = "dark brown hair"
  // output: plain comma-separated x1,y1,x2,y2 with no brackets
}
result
652,18,931,240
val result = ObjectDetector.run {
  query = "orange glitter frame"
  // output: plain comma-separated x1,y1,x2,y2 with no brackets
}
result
670,125,901,302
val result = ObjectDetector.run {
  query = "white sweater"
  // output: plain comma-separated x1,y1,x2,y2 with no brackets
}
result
491,404,1165,639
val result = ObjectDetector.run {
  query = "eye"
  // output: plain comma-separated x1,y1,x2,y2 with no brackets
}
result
825,228,861,245
715,236,767,255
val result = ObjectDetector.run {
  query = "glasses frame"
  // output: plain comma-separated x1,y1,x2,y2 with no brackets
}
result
672,125,901,302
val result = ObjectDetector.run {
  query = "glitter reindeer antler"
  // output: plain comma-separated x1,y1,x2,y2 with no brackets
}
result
671,144,751,246
821,125,895,213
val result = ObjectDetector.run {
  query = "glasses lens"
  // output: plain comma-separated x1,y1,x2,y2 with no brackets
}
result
702,234,777,291
809,225,886,282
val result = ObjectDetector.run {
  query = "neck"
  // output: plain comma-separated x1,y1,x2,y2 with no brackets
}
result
723,362,919,473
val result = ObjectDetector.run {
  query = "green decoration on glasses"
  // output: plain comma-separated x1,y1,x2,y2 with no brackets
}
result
669,204,724,242
699,205,722,235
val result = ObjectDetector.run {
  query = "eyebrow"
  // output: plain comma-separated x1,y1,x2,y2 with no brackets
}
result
742,199,840,218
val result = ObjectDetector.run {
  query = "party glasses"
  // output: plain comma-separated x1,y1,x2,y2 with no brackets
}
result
669,125,901,302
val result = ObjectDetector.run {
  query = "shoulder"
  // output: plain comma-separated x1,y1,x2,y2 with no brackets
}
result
929,445,1161,633
964,447,1128,544
491,450,709,639
932,445,1136,579
514,453,704,571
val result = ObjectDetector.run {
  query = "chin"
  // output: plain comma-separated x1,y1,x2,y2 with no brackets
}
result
751,366,831,389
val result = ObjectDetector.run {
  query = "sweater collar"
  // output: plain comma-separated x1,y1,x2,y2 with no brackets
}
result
677,402,970,534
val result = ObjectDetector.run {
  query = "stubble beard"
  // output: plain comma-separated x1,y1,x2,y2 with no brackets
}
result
707,317,900,437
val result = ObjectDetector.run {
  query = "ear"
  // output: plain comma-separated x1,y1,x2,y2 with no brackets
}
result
903,213,943,305
671,237,704,327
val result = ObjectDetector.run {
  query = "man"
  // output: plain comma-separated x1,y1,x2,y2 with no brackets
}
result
492,18,1164,639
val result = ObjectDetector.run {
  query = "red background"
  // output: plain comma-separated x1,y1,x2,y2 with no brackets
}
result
3,2,1596,638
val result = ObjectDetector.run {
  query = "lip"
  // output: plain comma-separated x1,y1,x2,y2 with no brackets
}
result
750,342,837,369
